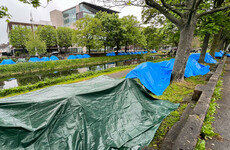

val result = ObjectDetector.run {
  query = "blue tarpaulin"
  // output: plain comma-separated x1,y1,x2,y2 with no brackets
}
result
215,52,223,58
189,53,216,64
50,56,59,61
106,52,116,56
126,58,210,96
227,54,230,57
126,61,172,96
67,55,76,59
75,55,83,59
29,57,40,62
40,57,50,62
0,59,16,65
151,50,157,53
82,54,91,58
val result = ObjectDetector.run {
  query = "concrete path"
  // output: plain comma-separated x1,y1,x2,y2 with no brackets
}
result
206,57,230,150
107,69,132,78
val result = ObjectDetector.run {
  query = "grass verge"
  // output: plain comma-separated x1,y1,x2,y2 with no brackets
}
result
149,75,208,149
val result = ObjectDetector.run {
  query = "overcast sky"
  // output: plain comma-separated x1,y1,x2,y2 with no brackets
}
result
0,0,143,44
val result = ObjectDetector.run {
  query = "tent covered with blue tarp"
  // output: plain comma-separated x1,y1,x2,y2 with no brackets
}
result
151,50,157,53
215,52,223,58
67,55,76,59
40,57,50,62
126,58,210,96
76,55,83,59
82,54,91,58
50,55,59,61
106,52,116,56
0,59,16,65
220,50,224,54
189,53,216,64
29,57,40,62
227,54,230,57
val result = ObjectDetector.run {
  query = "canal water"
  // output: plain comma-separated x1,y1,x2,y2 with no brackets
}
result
0,56,165,90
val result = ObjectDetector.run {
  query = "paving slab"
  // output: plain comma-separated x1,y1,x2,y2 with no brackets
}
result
206,57,230,150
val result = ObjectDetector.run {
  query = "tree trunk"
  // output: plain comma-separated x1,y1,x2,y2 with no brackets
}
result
199,33,210,63
171,21,196,82
220,40,225,50
88,47,91,54
210,30,222,57
104,45,106,53
224,41,229,51
125,42,128,53
116,42,119,53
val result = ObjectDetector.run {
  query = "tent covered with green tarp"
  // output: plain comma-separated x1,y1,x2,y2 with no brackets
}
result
0,76,179,150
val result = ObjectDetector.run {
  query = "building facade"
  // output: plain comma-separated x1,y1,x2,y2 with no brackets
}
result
7,21,57,54
50,2,118,28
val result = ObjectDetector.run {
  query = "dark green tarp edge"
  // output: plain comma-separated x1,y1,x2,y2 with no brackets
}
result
0,76,179,150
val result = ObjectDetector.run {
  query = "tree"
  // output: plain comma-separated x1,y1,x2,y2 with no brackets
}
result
209,10,230,57
1,0,51,21
36,25,57,51
26,33,46,56
133,28,147,50
9,25,31,52
57,27,73,52
196,15,220,63
121,15,142,52
95,11,125,53
103,0,230,81
143,27,161,50
73,16,104,54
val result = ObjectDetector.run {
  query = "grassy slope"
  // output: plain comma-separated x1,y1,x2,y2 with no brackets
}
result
149,75,208,149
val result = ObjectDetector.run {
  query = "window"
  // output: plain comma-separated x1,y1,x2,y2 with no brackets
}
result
63,7,77,26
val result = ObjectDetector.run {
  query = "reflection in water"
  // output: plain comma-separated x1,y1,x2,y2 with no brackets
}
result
0,56,165,90
2,79,18,89
77,67,89,73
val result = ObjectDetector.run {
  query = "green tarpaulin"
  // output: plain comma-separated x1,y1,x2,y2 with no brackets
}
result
0,76,179,150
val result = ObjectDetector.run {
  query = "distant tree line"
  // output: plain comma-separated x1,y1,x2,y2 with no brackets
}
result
9,12,160,55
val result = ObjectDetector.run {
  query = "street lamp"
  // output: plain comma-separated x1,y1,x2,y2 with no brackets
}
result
30,11,38,56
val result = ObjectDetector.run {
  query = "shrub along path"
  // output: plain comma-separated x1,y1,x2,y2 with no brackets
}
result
206,57,230,149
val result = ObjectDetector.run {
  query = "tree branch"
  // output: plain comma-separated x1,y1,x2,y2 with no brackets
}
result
195,0,203,9
145,0,182,28
197,5,230,18
160,0,183,17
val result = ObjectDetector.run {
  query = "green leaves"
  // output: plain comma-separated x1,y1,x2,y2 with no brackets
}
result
36,25,57,48
73,15,104,52
195,138,206,150
26,32,46,55
9,25,31,49
57,27,73,50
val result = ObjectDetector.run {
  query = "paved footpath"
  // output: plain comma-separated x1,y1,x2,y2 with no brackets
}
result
107,69,132,78
206,57,230,150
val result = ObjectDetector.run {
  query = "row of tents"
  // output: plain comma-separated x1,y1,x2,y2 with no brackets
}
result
0,54,91,65
106,51,149,56
67,54,91,59
29,56,59,62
